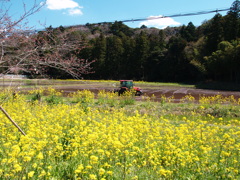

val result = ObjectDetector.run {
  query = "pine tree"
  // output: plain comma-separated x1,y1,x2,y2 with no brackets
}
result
223,0,240,40
105,36,124,79
133,31,150,80
205,14,224,55
92,33,107,78
180,22,197,42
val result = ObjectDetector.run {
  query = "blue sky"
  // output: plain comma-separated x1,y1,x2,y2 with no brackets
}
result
9,0,235,30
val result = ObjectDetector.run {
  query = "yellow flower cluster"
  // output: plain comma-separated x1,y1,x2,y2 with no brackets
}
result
0,90,239,179
199,94,240,105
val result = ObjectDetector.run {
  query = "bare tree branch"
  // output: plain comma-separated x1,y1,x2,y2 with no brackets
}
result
1,27,95,79
0,0,94,79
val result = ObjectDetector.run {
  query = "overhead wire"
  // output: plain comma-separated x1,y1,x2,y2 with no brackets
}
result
97,8,230,24
20,7,231,33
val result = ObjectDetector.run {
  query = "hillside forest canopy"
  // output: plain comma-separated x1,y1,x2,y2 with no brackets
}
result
1,0,240,83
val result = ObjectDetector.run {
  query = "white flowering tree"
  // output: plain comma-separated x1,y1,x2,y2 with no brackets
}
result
0,0,94,79
0,0,45,75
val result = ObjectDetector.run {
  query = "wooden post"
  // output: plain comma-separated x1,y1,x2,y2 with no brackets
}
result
0,105,26,136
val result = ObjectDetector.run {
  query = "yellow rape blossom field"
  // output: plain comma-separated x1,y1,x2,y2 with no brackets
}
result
0,88,240,179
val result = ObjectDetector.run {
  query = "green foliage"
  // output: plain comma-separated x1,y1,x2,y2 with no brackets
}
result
119,90,136,106
45,95,63,105
204,40,240,82
29,93,41,102
110,21,134,37
180,22,197,42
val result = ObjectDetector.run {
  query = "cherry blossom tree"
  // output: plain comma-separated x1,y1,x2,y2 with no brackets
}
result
32,27,95,79
0,0,94,79
0,0,45,75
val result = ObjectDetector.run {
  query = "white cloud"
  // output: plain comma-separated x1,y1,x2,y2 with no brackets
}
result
46,0,83,15
68,8,83,15
140,15,181,29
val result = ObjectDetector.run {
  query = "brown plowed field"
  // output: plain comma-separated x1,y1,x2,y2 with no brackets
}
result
4,79,239,103
54,85,240,103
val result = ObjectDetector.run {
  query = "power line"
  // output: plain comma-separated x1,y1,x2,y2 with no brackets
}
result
20,7,232,32
98,8,230,24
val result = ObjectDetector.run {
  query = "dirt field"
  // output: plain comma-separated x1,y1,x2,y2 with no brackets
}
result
54,85,240,103
142,87,240,102
2,79,240,103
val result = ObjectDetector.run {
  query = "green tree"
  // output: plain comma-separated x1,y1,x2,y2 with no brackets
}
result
145,30,167,81
121,34,136,79
159,30,166,50
223,0,240,41
91,33,107,78
105,36,124,79
183,39,206,81
204,40,240,82
180,22,197,42
133,31,150,80
110,21,134,37
163,36,188,81
205,14,224,55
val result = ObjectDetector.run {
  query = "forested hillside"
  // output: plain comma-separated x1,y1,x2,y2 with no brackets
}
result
79,0,240,83
2,0,240,83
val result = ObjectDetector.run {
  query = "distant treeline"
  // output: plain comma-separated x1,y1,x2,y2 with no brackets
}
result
28,1,240,83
